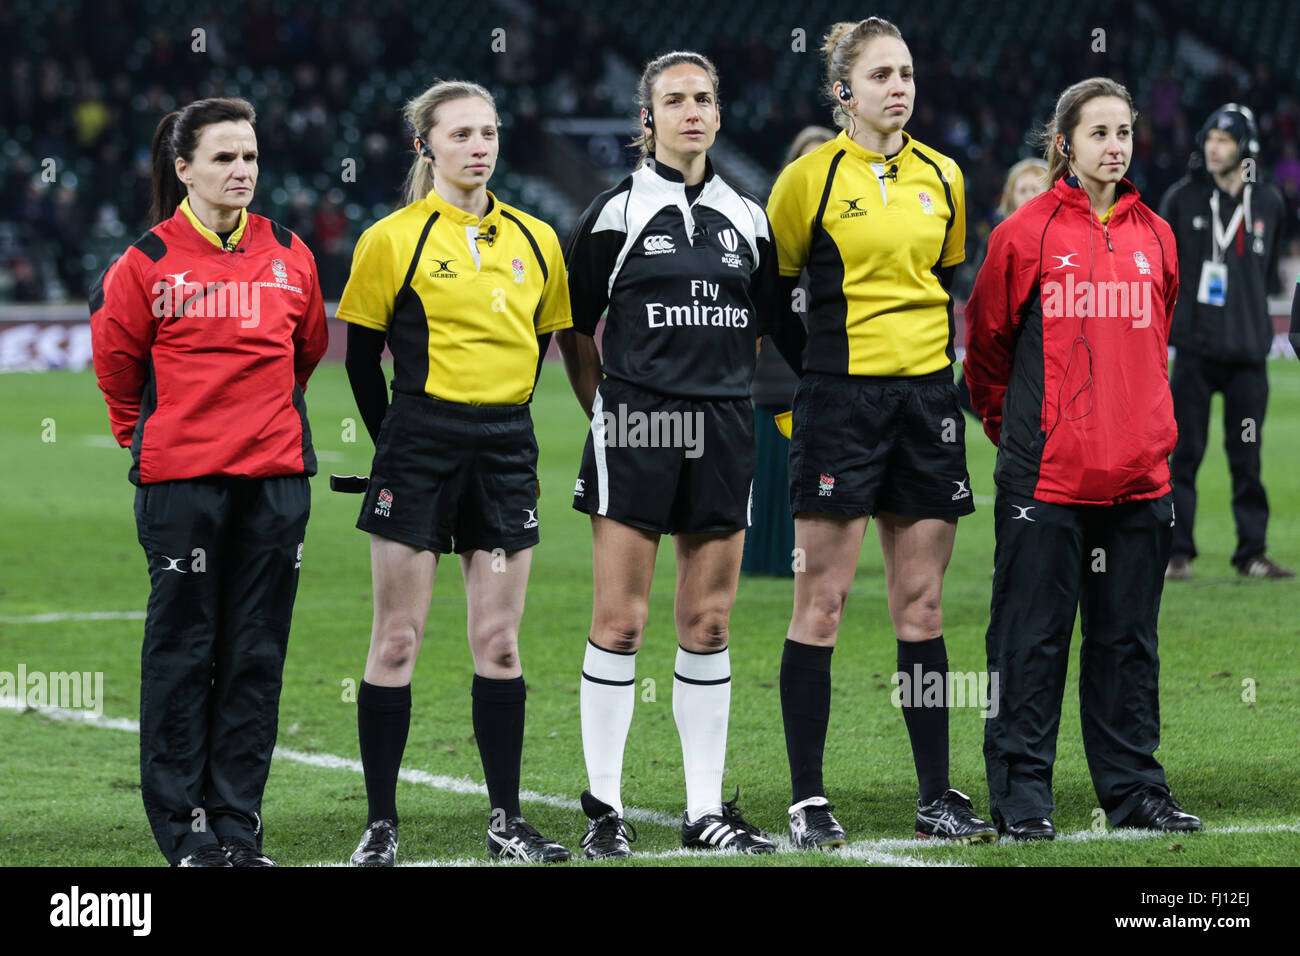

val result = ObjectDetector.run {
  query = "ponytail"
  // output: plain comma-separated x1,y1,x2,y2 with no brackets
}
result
148,111,183,226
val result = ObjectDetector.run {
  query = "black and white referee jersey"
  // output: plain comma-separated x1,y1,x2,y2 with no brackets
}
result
565,157,784,400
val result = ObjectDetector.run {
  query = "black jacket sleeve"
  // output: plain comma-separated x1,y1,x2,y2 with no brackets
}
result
564,188,627,336
345,322,389,444
1291,278,1300,359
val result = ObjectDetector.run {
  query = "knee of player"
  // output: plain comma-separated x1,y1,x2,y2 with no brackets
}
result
803,588,849,633
593,622,644,654
473,629,520,671
680,612,729,651
373,623,421,669
897,595,943,637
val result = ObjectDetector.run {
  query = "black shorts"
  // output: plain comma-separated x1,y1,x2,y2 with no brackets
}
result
572,377,754,535
789,369,975,519
357,392,539,554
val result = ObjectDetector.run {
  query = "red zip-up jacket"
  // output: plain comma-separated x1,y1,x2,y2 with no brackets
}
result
90,205,328,484
964,176,1179,505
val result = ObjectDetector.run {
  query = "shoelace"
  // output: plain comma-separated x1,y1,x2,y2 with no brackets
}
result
359,822,395,854
720,789,762,837
590,811,637,846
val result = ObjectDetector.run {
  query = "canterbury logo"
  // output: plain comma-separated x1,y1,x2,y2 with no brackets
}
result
1051,254,1078,269
718,228,739,253
643,234,676,254
1011,505,1036,521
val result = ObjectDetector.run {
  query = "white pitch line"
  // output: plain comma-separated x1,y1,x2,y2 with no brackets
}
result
0,610,146,624
0,698,675,828
6,700,1296,866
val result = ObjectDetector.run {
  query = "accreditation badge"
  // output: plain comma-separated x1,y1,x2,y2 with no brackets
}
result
1197,260,1228,307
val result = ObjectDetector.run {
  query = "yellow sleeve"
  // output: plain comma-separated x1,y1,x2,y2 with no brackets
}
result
941,161,967,267
533,225,573,335
766,161,813,278
335,224,399,332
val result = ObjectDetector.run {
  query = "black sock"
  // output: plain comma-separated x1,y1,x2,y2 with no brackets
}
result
357,680,411,825
471,675,526,820
898,636,950,805
780,639,834,803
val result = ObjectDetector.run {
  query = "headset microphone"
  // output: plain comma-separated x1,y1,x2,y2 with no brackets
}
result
642,108,654,130
417,138,433,160
478,224,497,245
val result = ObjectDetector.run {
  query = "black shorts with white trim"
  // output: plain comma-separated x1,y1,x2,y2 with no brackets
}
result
357,391,540,554
572,377,755,535
789,369,975,519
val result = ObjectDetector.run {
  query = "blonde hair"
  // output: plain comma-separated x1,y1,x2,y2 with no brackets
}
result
822,18,905,130
1038,77,1137,184
997,157,1050,218
633,51,720,167
781,125,837,169
401,79,498,207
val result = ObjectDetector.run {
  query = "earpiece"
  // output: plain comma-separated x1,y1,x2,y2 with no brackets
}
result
838,82,854,103
1062,140,1071,157
641,108,654,130
416,138,433,160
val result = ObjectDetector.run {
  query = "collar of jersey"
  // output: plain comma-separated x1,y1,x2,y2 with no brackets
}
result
1056,175,1140,220
421,186,502,229
178,196,248,251
644,156,715,186
837,129,914,166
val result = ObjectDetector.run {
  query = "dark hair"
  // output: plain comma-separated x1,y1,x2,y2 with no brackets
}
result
149,97,257,226
633,51,720,167
822,17,906,130
1038,78,1137,183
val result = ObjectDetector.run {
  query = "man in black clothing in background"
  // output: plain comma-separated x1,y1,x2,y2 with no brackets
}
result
1159,104,1293,580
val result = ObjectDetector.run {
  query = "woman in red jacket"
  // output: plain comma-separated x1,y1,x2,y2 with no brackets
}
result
90,97,328,866
964,78,1201,841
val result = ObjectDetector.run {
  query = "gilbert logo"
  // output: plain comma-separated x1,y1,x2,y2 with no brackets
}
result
643,234,676,255
522,507,538,530
50,886,151,936
374,488,393,517
428,258,458,278
839,197,868,218
818,473,835,496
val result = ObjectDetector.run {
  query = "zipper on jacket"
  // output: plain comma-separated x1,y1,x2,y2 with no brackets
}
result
1103,223,1113,252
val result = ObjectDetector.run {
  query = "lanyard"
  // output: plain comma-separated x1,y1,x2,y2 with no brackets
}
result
1209,185,1251,263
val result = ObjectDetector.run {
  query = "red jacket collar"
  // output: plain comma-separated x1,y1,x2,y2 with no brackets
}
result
1051,174,1142,219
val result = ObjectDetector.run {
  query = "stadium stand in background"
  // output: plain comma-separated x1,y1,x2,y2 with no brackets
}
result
1,0,1297,307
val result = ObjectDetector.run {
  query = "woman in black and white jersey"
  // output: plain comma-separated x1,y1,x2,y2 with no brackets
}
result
557,50,802,859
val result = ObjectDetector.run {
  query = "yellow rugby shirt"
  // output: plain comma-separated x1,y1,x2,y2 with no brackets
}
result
336,187,572,405
766,130,965,376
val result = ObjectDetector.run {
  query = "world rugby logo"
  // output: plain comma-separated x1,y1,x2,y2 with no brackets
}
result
718,228,739,252
643,234,676,255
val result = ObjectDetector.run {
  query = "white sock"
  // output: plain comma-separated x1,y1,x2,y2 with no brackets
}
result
580,640,636,816
673,644,731,823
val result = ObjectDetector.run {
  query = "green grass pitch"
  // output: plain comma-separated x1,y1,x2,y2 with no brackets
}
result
1,359,1297,867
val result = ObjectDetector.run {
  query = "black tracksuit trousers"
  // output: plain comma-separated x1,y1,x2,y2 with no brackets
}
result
983,488,1174,829
133,476,310,864
1169,351,1271,568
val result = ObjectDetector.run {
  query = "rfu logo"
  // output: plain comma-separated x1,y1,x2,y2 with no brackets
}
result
271,258,288,282
643,234,676,255
1011,505,1036,521
574,478,585,497
374,488,393,517
428,258,458,278
839,197,868,218
1051,254,1078,270
522,507,539,530
951,479,971,501
1132,251,1151,275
